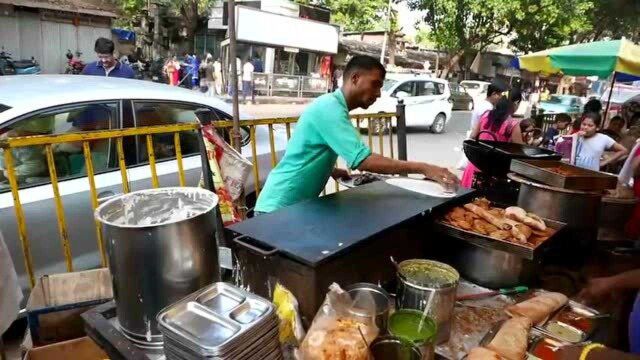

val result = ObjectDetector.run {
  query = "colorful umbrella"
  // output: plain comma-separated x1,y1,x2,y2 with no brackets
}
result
515,39,640,78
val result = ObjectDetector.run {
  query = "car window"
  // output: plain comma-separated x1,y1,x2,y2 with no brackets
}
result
383,79,398,91
0,102,119,192
392,81,414,97
462,82,480,90
416,81,444,96
132,102,201,164
0,104,10,113
449,83,459,92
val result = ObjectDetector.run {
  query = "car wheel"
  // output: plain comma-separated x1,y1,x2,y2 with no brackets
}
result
467,101,474,111
430,113,446,134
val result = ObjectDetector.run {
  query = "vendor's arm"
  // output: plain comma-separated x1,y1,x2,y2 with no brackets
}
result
600,142,628,168
358,154,458,187
579,269,640,302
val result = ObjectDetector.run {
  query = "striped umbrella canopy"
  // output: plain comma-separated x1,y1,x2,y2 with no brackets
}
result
515,39,640,78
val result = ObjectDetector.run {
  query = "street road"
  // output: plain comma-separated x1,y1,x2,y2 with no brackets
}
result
240,102,472,169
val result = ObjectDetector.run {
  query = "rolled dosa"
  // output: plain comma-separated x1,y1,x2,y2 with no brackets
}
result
486,317,532,360
467,347,504,360
505,292,568,325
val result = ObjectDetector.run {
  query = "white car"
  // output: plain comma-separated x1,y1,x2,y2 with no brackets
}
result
353,74,453,133
0,75,287,290
460,80,491,105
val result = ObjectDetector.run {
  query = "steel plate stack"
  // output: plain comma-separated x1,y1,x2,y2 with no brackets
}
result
157,282,282,360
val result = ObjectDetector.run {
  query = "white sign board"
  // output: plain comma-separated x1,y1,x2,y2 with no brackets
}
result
235,5,339,54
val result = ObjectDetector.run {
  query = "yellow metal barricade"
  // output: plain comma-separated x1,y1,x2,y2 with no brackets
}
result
1,112,399,287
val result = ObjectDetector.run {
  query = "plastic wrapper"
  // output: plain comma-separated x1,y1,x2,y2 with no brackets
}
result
201,124,252,201
300,283,379,360
273,284,305,360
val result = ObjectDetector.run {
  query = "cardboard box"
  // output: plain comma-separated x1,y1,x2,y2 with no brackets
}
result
26,268,113,346
24,337,109,360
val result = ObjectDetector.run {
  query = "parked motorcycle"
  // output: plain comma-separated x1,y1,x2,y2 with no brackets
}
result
65,50,85,74
0,47,41,75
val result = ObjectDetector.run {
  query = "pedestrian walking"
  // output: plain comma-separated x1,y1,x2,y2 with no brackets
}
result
213,58,222,95
192,55,201,89
252,55,264,73
242,59,255,103
164,56,180,86
81,38,135,79
201,54,215,97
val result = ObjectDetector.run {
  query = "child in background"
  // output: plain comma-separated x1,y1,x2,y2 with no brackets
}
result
543,113,572,147
574,112,628,171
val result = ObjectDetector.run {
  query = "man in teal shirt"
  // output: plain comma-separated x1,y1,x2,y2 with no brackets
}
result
254,56,458,213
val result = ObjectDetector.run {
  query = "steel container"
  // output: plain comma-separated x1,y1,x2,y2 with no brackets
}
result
344,283,391,333
395,259,459,344
370,336,423,360
95,187,221,348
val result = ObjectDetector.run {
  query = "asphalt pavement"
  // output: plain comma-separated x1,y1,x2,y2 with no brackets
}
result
240,102,472,169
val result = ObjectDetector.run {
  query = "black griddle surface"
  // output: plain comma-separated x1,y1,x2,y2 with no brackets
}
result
229,181,473,267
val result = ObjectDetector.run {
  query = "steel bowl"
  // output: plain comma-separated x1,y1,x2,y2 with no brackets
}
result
370,335,423,360
344,282,391,333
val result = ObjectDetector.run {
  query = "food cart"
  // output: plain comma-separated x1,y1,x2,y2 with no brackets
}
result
28,137,634,359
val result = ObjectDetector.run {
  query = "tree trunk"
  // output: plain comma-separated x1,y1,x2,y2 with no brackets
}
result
152,3,161,59
441,50,463,79
388,32,396,66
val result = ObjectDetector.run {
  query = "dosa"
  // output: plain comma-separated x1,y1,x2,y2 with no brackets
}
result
505,292,568,325
468,347,504,359
486,317,531,360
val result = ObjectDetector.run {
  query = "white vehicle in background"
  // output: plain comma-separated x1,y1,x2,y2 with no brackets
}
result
0,75,287,291
460,80,490,105
352,74,453,134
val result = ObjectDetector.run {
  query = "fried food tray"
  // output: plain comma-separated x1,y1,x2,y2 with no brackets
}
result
510,159,617,191
434,217,566,260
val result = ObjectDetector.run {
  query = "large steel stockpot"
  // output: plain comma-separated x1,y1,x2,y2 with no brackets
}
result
95,187,221,348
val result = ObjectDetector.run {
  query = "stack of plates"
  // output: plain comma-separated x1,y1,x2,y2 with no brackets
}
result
157,282,283,360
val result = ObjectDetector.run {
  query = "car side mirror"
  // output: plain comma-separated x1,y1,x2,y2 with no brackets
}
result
395,91,410,99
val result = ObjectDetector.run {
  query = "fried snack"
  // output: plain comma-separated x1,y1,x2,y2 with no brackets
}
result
486,317,532,360
464,211,480,223
525,213,547,231
454,220,473,231
473,197,491,210
505,292,568,325
468,347,505,360
450,207,467,221
488,208,506,218
515,224,532,240
489,230,511,240
505,207,547,231
472,219,491,235
464,203,511,230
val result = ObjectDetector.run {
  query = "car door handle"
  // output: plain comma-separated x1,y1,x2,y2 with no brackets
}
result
97,191,123,204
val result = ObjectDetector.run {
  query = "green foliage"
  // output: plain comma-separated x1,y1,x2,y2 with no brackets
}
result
299,0,389,31
508,0,593,53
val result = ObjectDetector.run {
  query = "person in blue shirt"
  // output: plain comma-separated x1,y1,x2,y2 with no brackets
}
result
252,55,264,73
81,38,135,79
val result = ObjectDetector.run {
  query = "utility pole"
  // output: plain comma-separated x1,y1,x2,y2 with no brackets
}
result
379,0,392,65
151,1,161,59
227,0,241,153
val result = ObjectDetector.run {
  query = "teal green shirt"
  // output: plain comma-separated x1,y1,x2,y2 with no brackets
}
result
254,90,371,213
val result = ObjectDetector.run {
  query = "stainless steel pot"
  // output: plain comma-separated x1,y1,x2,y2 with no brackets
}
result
95,187,221,348
395,259,459,344
509,173,602,228
599,197,638,241
344,283,391,333
370,336,422,360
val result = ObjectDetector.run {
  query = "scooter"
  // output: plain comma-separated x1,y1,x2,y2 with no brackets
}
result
0,47,41,75
65,50,85,74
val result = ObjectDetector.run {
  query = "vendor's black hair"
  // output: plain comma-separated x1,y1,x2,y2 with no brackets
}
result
582,112,602,127
94,37,115,55
583,99,602,114
343,55,386,80
609,115,625,127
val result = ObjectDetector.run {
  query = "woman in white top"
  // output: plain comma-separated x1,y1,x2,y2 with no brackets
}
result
575,112,628,171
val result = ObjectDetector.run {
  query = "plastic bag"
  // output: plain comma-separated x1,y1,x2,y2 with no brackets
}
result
201,124,252,201
300,283,379,360
273,283,305,360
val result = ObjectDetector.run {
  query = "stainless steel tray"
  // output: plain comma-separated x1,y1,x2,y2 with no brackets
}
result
510,159,617,191
157,282,278,357
527,290,601,344
434,216,566,260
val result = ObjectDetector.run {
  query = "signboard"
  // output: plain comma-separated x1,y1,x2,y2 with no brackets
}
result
235,5,339,54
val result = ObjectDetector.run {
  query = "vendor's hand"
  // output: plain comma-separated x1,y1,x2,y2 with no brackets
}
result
423,165,459,191
578,276,617,304
331,168,350,180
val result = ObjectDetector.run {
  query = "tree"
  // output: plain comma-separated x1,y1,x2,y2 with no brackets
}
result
115,0,215,55
298,0,388,32
406,0,516,78
574,0,640,43
508,0,593,53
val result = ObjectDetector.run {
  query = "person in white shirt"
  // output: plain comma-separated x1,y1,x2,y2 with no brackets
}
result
213,58,222,95
469,80,509,132
242,60,255,103
575,112,628,171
